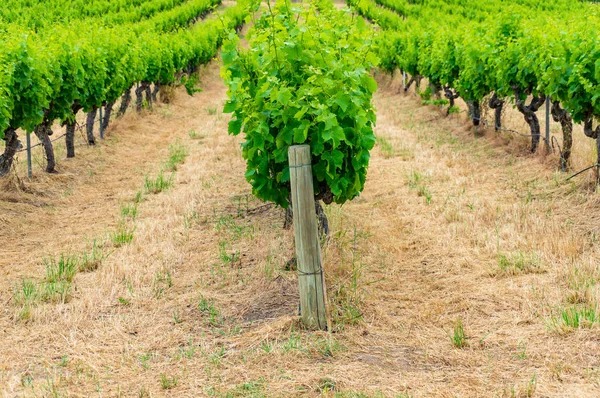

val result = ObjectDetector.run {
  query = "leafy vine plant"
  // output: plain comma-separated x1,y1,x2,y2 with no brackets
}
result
222,0,379,211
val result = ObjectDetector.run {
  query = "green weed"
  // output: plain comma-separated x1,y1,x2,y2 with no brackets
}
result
133,190,144,204
139,352,155,370
209,346,226,366
214,214,249,240
407,169,432,205
177,339,196,359
448,105,461,114
198,295,223,326
160,374,178,390
13,279,38,320
259,340,273,353
164,141,188,171
118,297,131,306
496,251,542,275
144,171,173,194
79,240,104,272
282,332,307,354
377,136,395,158
218,241,240,267
111,225,135,247
153,269,173,298
547,304,600,333
120,203,138,219
44,254,78,284
451,317,467,348
207,378,265,397
188,130,204,140
41,279,71,303
314,335,344,358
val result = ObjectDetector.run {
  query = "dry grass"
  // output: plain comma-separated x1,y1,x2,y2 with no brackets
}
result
2,59,600,397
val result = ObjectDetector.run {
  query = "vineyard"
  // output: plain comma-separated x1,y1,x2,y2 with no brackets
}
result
2,0,600,396
354,0,600,173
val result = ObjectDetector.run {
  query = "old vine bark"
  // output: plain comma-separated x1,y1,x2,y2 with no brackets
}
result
135,82,150,111
118,88,132,117
488,93,504,131
144,82,153,108
404,74,422,93
102,101,115,131
551,101,573,170
34,122,56,173
282,200,330,239
0,128,20,176
86,108,97,145
65,121,76,158
152,82,161,103
467,101,481,126
513,87,546,153
443,86,459,115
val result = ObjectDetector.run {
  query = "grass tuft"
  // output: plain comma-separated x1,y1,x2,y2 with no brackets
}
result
547,304,600,334
160,374,178,390
111,224,135,247
164,141,188,172
44,254,78,284
451,317,467,348
144,171,173,194
79,240,105,272
377,136,395,158
495,251,542,275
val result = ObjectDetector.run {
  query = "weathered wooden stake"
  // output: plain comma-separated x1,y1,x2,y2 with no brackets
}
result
26,133,32,178
99,107,104,139
545,97,550,151
288,145,328,330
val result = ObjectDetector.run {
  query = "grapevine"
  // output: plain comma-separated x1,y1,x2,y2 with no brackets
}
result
222,0,378,207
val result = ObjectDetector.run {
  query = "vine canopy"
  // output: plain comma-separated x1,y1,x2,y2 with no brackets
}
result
222,0,378,208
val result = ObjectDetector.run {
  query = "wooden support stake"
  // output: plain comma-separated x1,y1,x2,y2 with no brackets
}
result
99,107,104,139
288,145,328,331
26,133,32,179
545,97,550,150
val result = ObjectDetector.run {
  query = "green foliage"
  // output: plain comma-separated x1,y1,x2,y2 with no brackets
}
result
164,140,189,171
548,305,600,333
222,0,378,207
44,254,78,284
144,171,173,194
496,251,542,275
451,317,467,348
351,0,600,134
160,374,178,390
79,240,105,272
111,224,135,247
198,295,223,326
0,0,252,139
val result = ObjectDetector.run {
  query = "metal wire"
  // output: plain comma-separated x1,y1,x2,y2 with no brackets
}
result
15,121,87,153
466,110,553,149
567,164,600,181
14,105,122,154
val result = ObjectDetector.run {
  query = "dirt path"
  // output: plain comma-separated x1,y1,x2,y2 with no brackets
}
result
2,62,600,397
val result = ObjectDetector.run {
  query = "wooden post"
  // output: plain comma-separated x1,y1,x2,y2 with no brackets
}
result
288,145,328,330
26,133,32,178
545,97,550,151
99,107,104,139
